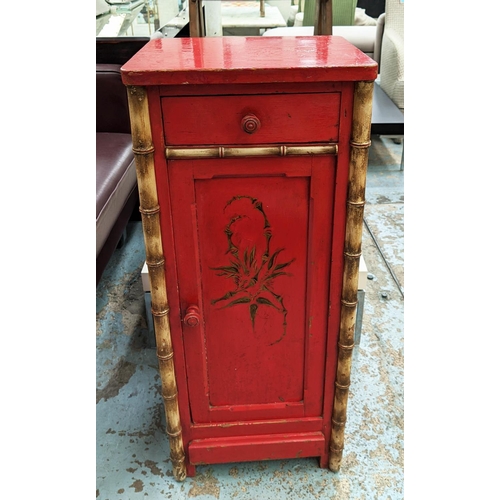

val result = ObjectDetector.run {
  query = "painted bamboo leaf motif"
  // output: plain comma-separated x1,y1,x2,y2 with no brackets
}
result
211,196,294,344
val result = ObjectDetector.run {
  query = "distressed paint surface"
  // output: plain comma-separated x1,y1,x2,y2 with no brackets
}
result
96,135,404,498
121,36,378,86
161,92,341,146
123,35,376,473
167,155,336,430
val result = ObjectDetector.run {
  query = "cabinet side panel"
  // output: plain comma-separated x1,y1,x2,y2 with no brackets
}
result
322,82,355,460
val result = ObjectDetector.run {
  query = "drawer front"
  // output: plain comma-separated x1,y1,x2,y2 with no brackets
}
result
161,93,341,146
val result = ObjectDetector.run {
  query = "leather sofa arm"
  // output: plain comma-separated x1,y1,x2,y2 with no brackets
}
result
96,64,131,134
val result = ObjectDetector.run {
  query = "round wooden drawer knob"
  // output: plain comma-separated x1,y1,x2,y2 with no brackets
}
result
184,306,201,327
241,114,261,134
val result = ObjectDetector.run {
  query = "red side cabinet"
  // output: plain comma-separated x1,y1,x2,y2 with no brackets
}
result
122,36,377,481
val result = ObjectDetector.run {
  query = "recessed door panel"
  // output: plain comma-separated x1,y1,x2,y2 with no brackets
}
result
168,156,335,424
196,177,308,407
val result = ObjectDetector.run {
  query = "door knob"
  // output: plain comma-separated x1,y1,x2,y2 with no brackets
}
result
241,114,261,134
183,305,201,327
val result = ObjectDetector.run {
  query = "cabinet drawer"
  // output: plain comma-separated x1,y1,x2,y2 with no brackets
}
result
161,93,341,146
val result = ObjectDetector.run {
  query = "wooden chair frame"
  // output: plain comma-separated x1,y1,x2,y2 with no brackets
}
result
188,0,330,37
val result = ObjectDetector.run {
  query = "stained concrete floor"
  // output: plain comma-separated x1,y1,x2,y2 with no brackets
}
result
96,135,404,499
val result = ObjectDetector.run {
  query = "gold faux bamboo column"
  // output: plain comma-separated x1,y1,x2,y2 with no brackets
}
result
126,86,187,482
329,81,374,472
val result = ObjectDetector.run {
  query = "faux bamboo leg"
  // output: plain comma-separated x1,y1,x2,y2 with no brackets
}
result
329,81,374,472
126,85,187,482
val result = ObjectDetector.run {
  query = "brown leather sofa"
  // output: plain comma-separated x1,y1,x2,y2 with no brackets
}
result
96,63,138,285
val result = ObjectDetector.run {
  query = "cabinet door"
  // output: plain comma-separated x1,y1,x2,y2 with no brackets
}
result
168,155,336,424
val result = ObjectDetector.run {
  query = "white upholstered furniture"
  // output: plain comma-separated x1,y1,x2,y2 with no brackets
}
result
379,0,404,110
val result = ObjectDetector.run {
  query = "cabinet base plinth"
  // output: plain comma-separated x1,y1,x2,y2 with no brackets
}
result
188,432,326,466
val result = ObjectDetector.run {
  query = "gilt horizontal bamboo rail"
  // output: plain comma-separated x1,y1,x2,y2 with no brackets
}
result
165,143,338,160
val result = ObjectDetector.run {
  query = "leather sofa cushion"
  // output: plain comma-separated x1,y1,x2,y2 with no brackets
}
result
96,132,136,255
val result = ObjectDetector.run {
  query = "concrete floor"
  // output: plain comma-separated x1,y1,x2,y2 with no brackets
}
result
96,135,404,499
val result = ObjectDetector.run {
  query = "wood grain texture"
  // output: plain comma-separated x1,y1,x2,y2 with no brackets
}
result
314,0,333,35
188,0,205,37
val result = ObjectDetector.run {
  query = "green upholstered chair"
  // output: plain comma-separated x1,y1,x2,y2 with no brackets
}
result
302,0,357,26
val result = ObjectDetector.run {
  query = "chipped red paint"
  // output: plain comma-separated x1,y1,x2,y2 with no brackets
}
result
189,433,325,465
122,35,376,476
121,36,377,86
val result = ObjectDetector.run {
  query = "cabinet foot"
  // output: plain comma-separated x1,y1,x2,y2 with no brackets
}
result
186,462,196,478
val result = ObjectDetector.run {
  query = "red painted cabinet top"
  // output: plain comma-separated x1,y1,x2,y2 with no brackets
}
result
121,35,376,478
121,35,377,85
